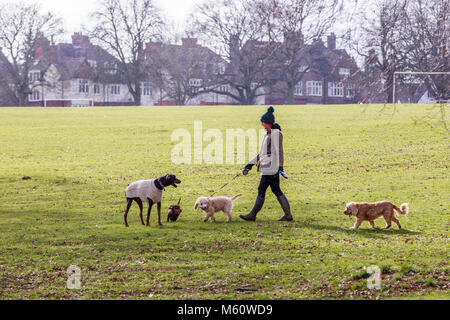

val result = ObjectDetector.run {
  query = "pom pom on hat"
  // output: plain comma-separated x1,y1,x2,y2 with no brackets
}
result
261,106,276,123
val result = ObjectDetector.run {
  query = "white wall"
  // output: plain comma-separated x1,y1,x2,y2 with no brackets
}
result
37,65,134,106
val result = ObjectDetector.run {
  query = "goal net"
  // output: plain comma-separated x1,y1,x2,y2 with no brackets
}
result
393,72,450,104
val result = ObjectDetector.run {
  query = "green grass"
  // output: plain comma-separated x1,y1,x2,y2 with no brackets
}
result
0,104,448,300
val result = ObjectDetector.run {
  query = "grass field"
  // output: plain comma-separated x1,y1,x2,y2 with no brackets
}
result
0,104,448,300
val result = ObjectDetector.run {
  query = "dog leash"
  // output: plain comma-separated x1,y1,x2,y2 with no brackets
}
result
209,173,241,198
280,171,331,197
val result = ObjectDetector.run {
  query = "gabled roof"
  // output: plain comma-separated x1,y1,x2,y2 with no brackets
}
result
236,36,358,83
32,34,126,83
330,49,358,70
60,58,91,80
0,51,17,106
0,50,13,81
145,39,226,80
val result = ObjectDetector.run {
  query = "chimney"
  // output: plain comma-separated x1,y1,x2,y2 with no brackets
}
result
49,44,57,62
145,41,163,59
34,34,50,59
229,35,239,57
146,41,162,50
181,38,198,48
327,33,336,50
72,32,91,47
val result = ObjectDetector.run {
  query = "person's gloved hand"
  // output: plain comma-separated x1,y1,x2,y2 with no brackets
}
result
242,164,254,176
279,167,289,179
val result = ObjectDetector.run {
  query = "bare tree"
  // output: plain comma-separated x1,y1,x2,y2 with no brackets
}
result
146,29,224,106
190,0,278,105
90,0,164,106
402,0,449,101
261,0,343,104
345,0,410,103
0,2,62,106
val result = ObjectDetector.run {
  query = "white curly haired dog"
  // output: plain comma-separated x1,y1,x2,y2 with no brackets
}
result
194,194,243,222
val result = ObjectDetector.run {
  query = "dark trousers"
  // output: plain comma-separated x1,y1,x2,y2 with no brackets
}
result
258,174,283,198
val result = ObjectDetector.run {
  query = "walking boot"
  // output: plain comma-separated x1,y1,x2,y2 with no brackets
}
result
277,194,293,221
240,196,265,221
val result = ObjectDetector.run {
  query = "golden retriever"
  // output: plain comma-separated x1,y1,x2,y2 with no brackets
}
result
194,194,243,222
344,201,409,229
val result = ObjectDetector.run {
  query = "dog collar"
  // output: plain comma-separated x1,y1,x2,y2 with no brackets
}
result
154,179,164,191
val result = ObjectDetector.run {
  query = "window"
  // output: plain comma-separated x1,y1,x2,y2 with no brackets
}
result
29,90,40,102
88,60,97,69
299,65,309,72
94,84,101,95
72,79,89,93
339,68,350,75
110,84,120,95
29,71,40,83
104,62,117,74
346,84,355,98
219,85,229,93
78,79,89,93
190,87,199,94
294,82,303,96
328,82,344,97
306,81,322,96
189,79,201,87
189,79,201,95
142,83,152,96
216,63,226,75
198,62,207,71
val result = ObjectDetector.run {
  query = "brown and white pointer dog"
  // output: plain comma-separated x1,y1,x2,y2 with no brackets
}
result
124,174,181,227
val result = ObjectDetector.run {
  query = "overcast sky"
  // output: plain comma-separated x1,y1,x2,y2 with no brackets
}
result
11,0,203,39
2,0,366,58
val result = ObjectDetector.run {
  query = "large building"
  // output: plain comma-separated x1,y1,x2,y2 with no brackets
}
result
261,33,358,105
0,32,360,107
144,37,234,106
25,33,134,107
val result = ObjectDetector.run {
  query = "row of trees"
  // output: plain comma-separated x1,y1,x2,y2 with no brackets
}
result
347,0,449,103
191,0,343,105
0,2,63,106
0,0,448,106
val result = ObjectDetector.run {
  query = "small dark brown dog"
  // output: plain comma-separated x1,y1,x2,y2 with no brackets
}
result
124,174,181,227
167,198,183,222
344,201,409,229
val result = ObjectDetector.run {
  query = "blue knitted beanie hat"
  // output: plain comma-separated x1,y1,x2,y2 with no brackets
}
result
260,106,275,123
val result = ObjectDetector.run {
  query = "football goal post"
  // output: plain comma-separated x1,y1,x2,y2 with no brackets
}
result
393,71,450,104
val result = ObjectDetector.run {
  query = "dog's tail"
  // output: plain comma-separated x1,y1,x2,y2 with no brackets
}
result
231,194,243,201
394,203,409,216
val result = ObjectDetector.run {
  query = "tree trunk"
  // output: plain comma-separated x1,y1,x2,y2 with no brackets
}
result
132,83,141,106
286,84,295,105
386,73,394,103
245,93,255,105
130,91,141,106
18,91,28,107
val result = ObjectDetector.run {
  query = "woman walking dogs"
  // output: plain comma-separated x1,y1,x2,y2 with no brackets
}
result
240,106,293,222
